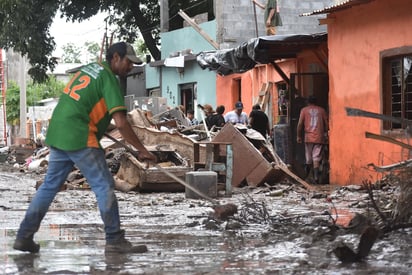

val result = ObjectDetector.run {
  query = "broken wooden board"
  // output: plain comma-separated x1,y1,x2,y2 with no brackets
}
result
211,123,313,190
212,123,283,187
115,152,192,192
365,132,412,150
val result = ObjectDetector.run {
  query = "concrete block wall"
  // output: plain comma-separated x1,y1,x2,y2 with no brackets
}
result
276,0,328,35
216,0,330,50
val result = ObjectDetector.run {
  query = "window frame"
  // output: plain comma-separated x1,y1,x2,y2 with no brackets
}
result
381,46,412,135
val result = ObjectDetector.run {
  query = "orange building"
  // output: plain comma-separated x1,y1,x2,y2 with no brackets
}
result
200,33,328,181
202,0,412,186
312,0,412,185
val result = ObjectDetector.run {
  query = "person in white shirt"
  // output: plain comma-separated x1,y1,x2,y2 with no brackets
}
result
224,101,248,125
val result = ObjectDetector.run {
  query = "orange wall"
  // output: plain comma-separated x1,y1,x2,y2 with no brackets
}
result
327,0,412,185
215,50,325,125
216,61,297,124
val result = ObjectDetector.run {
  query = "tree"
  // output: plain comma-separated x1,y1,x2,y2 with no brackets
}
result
84,41,100,63
134,38,150,63
0,0,59,83
0,0,213,82
61,43,82,63
5,81,20,126
6,77,65,125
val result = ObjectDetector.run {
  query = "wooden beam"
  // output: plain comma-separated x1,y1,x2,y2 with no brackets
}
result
318,18,335,25
311,49,328,72
178,9,219,50
365,132,412,150
345,107,409,125
270,61,290,85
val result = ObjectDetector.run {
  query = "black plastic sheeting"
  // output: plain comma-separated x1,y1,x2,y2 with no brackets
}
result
196,32,327,76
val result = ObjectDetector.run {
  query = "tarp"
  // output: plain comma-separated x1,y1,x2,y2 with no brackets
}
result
196,32,327,76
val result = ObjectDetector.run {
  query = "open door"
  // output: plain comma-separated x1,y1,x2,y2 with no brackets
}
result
289,73,329,183
179,83,197,113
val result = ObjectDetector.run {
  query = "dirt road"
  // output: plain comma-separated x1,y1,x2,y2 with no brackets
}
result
0,167,411,274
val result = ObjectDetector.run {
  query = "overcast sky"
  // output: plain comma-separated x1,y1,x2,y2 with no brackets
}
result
50,12,110,58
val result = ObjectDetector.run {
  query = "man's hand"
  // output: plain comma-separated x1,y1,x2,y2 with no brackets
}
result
136,150,157,163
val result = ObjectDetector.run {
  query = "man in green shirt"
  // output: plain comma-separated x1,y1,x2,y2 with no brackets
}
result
13,42,157,255
252,0,282,35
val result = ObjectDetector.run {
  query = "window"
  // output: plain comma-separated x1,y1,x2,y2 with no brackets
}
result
382,47,412,130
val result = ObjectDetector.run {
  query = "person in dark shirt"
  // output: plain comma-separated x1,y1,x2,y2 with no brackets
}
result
249,104,271,138
207,105,226,131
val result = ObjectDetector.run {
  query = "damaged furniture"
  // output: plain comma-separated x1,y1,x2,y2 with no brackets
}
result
213,123,284,187
114,148,192,192
193,142,233,196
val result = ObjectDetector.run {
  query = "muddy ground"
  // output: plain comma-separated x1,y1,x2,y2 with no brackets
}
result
0,164,411,274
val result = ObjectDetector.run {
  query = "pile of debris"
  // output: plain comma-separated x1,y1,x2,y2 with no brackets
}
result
4,108,310,194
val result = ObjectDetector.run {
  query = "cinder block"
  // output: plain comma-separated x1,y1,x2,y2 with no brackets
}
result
185,171,217,199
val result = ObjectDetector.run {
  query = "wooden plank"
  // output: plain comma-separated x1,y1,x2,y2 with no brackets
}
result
261,82,272,111
275,164,315,191
178,10,219,49
367,159,412,172
345,107,407,125
365,132,412,150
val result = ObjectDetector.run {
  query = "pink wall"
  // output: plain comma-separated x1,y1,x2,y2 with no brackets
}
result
327,0,412,185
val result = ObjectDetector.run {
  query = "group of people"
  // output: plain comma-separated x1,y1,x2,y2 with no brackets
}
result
187,101,272,139
191,96,329,186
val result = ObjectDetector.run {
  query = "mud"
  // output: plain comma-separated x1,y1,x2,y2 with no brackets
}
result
0,166,411,274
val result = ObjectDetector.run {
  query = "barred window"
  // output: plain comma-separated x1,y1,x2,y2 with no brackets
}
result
382,47,412,131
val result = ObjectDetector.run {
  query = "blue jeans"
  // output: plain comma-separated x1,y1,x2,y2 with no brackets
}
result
16,147,122,242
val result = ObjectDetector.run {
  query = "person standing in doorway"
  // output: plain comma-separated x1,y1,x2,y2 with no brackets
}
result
249,104,271,138
296,96,328,184
224,101,248,125
13,42,157,254
251,0,282,35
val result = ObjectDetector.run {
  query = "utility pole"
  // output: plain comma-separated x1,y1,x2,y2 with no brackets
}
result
0,49,7,145
19,54,27,138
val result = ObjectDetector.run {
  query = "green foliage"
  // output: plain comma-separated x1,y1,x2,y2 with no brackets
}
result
5,81,20,126
26,76,65,105
0,0,162,82
84,41,100,63
5,77,65,125
61,43,82,63
134,38,150,62
0,0,213,82
0,0,59,83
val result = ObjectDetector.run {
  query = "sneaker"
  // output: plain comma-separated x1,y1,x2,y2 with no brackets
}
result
105,238,148,254
13,238,40,253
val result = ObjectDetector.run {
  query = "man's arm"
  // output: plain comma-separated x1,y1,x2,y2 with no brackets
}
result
112,111,157,163
266,7,275,26
252,0,265,10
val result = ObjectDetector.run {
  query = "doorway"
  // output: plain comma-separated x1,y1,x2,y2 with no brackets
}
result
289,73,329,183
179,83,197,113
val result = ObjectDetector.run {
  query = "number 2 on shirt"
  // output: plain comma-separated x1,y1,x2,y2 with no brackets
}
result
63,71,91,101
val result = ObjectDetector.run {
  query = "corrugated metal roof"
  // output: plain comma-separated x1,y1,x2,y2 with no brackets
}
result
301,0,373,16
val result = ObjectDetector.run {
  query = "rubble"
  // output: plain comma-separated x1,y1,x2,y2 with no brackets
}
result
5,108,312,194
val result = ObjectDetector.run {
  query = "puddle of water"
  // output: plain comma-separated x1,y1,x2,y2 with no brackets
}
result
0,170,411,274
